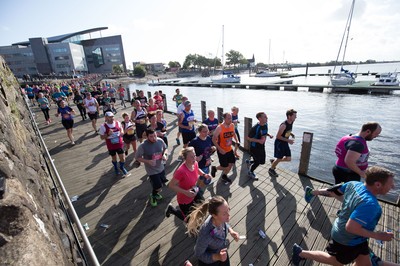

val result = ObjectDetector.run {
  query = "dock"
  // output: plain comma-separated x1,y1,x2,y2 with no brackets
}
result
34,102,399,265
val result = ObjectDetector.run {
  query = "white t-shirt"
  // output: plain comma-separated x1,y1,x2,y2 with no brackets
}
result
177,103,185,115
84,98,97,113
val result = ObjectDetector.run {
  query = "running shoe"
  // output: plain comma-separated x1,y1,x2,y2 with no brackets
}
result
292,243,305,266
304,186,314,203
221,174,232,184
268,168,279,177
176,138,181,145
154,193,163,200
149,194,157,207
211,166,217,177
165,204,174,218
71,141,75,145
248,171,258,180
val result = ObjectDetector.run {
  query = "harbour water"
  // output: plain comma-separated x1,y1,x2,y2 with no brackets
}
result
129,62,400,202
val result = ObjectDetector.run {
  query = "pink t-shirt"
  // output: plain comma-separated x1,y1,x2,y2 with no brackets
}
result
174,161,199,204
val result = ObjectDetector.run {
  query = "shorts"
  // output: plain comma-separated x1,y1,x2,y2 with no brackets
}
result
28,95,34,99
326,239,369,265
274,140,291,159
111,97,116,103
123,134,136,144
217,150,235,168
62,119,74,129
250,147,266,164
88,112,98,120
108,148,124,156
136,124,147,140
332,165,361,184
149,170,166,190
182,131,196,145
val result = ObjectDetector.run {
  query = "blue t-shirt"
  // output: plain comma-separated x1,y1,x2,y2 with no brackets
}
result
203,118,219,134
37,97,49,109
189,136,213,169
26,87,34,96
331,181,381,246
52,91,66,100
58,106,73,121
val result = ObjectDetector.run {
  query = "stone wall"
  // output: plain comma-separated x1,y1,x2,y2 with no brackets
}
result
0,56,81,265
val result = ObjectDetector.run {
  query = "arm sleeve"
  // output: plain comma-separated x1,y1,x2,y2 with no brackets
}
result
195,229,214,264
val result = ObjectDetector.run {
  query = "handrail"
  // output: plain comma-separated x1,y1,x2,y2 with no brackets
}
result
25,99,100,266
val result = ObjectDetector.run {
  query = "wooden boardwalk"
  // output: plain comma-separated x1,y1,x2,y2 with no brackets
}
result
34,103,399,266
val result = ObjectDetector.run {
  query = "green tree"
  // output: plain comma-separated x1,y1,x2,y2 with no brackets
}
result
133,65,146,77
225,50,245,68
112,64,124,74
168,61,181,68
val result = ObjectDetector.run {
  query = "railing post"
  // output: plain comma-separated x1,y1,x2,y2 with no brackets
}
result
217,107,224,123
243,117,252,151
201,101,207,122
298,132,313,176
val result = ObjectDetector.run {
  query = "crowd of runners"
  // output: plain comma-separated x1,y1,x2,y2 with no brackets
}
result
24,80,397,266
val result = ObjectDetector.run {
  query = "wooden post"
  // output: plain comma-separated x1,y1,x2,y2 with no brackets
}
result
147,91,152,100
126,87,131,102
201,101,207,122
162,94,167,112
298,132,313,176
243,117,253,151
217,107,224,123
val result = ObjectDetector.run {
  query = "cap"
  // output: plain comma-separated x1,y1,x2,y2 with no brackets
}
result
183,100,191,107
105,111,114,117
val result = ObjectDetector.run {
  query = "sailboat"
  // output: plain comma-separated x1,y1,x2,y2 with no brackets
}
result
330,0,356,86
211,25,241,84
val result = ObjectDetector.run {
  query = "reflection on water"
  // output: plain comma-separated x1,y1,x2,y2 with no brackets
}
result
130,78,400,202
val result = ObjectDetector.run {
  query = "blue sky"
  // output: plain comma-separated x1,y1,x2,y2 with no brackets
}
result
1,0,400,67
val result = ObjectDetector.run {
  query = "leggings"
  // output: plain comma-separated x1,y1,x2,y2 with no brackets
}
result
41,107,50,121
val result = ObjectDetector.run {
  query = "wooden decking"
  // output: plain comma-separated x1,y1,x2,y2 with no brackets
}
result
34,103,399,266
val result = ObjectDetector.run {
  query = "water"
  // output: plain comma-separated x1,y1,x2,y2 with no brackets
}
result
129,63,400,202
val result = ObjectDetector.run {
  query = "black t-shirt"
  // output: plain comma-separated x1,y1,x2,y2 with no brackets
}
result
248,123,269,148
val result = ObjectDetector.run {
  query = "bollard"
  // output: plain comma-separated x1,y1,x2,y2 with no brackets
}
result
243,117,253,151
217,107,224,123
201,101,207,122
298,132,313,176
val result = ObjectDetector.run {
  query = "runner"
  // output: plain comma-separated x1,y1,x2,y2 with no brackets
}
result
84,92,100,134
178,100,196,149
231,106,241,159
131,100,148,143
55,100,76,145
121,112,137,156
203,109,219,137
37,92,51,125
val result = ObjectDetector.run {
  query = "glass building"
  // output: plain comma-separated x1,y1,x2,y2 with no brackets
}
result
0,27,126,78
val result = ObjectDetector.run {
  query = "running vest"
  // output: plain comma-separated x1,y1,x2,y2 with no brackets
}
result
181,110,195,133
335,135,369,171
134,108,147,125
218,123,235,152
279,120,293,140
104,122,123,150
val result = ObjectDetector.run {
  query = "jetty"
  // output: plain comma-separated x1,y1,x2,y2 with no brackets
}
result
33,99,399,265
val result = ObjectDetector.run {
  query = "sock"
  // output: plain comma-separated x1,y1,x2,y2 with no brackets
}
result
112,161,118,171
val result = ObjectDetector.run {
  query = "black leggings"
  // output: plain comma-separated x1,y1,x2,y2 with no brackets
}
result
41,108,50,121
77,104,86,118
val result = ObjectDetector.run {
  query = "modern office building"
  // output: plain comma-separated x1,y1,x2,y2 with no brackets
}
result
0,27,126,78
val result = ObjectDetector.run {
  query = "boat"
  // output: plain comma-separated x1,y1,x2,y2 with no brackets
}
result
255,70,279,77
211,25,241,84
330,0,356,86
372,72,400,86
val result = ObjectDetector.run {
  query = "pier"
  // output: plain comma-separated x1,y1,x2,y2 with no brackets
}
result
34,99,399,265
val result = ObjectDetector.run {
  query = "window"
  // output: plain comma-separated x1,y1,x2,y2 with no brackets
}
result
55,56,70,60
92,47,104,68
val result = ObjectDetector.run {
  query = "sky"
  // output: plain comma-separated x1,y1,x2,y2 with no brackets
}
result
1,0,400,68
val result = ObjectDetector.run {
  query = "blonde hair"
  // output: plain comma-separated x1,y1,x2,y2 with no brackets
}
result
180,146,195,159
186,196,226,237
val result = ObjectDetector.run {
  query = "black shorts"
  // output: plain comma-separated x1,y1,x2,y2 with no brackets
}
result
108,148,124,156
28,95,34,99
274,140,291,159
332,165,361,184
123,134,137,144
217,150,235,168
136,124,147,140
149,170,166,190
111,97,116,103
62,119,74,129
326,239,369,265
182,131,196,145
250,147,266,165
88,112,98,120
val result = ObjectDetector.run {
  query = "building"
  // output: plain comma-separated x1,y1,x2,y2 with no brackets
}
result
0,27,126,78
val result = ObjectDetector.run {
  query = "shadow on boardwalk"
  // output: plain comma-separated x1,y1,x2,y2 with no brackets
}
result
34,102,399,266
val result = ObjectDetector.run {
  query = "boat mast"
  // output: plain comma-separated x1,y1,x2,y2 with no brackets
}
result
332,0,355,74
222,25,224,72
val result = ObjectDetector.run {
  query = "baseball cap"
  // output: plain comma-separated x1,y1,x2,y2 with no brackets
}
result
105,111,114,117
183,100,191,107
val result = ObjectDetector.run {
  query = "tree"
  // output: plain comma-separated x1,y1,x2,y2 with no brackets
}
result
225,50,245,68
133,65,146,77
168,61,181,68
112,64,124,75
